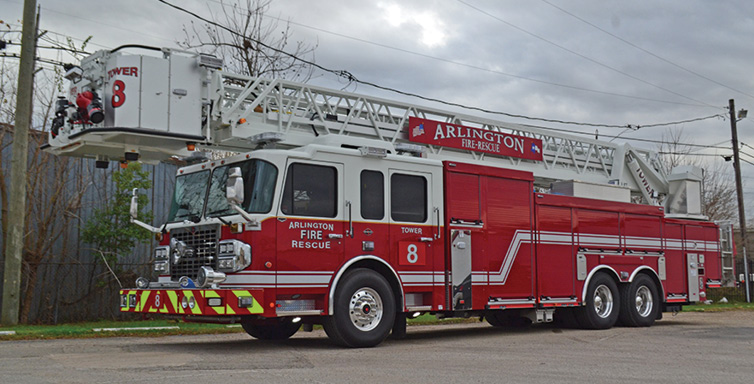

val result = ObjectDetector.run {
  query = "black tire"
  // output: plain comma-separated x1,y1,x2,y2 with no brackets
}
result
323,268,396,348
618,274,660,327
576,272,620,329
553,308,580,329
484,311,506,327
241,318,301,340
485,311,531,328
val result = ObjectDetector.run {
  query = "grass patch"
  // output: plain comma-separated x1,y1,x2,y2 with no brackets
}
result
0,314,473,341
407,313,478,325
682,302,754,312
0,319,243,341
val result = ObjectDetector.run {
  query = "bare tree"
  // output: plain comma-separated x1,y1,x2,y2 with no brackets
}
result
0,58,95,323
180,0,317,81
657,127,737,222
702,161,737,222
658,128,690,175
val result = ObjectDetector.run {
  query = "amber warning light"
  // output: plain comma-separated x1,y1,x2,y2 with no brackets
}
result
408,117,543,161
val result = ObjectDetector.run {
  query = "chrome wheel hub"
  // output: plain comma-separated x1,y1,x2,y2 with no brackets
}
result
349,287,383,331
635,286,653,317
593,284,614,318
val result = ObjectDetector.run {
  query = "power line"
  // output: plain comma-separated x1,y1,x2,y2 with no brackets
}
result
40,29,110,50
1,18,111,51
689,140,730,154
741,142,754,153
532,124,729,149
635,114,724,128
0,53,66,67
157,0,726,131
740,150,754,161
204,0,709,109
540,0,754,101
659,151,731,157
5,41,90,55
457,0,719,109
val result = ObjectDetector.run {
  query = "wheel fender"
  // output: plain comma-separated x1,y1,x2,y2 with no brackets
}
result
580,265,620,303
629,266,665,299
328,255,403,316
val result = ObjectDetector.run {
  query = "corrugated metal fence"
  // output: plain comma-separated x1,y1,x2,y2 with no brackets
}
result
0,129,176,323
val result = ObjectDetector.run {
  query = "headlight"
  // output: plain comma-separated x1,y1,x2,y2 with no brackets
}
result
154,261,169,273
218,258,235,270
217,240,251,272
154,246,169,260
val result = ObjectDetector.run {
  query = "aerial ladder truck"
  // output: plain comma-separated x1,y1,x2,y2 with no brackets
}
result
45,47,734,347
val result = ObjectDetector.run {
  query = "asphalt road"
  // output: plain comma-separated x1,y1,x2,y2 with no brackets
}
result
1,311,753,384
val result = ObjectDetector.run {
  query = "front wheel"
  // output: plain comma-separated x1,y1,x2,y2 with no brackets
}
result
323,268,396,348
242,318,301,340
619,274,660,327
576,272,620,329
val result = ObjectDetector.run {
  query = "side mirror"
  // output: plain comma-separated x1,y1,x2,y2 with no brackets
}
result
129,188,138,219
128,187,161,233
226,167,244,206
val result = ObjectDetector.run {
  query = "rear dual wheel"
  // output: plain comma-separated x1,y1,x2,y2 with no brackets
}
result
576,272,620,329
619,274,659,327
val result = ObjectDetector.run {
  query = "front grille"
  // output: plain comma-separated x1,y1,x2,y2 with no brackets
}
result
170,224,220,281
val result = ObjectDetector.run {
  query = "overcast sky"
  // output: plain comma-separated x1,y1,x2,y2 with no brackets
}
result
4,0,754,217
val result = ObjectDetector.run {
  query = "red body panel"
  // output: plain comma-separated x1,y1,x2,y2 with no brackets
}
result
133,160,723,319
441,162,721,311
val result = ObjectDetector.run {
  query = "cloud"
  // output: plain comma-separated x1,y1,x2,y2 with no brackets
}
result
11,0,754,213
377,1,448,48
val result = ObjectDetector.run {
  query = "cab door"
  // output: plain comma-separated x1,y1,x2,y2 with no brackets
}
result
388,169,440,310
276,160,345,297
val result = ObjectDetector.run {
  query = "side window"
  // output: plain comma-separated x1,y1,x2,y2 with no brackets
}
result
391,173,427,222
361,170,384,220
281,163,337,217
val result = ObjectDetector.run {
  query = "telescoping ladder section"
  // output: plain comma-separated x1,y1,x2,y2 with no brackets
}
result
210,73,665,196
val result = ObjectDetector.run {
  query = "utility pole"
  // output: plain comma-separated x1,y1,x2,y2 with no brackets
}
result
1,0,37,326
729,98,751,303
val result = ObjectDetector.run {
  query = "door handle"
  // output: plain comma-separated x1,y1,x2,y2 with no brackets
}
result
329,234,344,239
419,237,434,242
345,201,353,238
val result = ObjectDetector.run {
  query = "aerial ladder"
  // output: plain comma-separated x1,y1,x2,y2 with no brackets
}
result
46,47,706,219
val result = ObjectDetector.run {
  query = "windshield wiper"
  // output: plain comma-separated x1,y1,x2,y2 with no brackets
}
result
206,208,232,215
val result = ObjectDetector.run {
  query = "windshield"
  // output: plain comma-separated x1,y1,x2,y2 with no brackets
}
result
168,170,210,222
206,159,278,217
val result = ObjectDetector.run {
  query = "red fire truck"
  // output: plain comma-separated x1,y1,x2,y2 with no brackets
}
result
46,47,733,347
